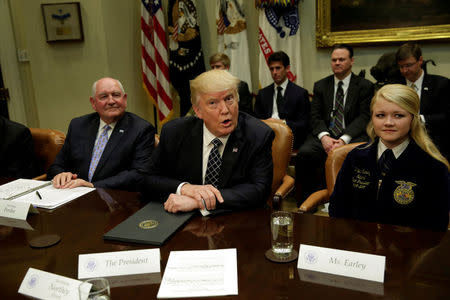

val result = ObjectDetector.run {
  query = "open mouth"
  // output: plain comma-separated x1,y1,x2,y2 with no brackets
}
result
221,119,232,127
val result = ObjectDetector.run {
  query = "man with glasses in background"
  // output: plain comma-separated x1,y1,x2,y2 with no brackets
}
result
396,42,450,159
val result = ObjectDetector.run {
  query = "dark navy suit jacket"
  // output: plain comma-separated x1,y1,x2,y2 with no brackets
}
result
0,116,37,178
141,112,274,214
254,81,310,149
48,112,155,191
401,73,450,158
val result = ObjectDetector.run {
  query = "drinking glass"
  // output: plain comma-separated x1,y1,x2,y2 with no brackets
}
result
79,277,110,300
271,211,293,258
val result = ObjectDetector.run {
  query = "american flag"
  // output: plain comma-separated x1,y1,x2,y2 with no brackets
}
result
141,0,173,125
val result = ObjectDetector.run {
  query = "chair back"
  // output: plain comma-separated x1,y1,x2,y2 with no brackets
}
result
325,142,365,197
261,120,293,202
30,128,66,177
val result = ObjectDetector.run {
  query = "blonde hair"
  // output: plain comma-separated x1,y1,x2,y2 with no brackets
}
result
209,53,230,68
366,84,449,170
189,69,240,106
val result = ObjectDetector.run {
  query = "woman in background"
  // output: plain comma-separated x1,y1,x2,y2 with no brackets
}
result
329,84,449,231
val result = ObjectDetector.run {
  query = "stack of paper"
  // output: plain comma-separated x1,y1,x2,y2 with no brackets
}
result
157,248,238,298
0,179,51,200
13,184,95,209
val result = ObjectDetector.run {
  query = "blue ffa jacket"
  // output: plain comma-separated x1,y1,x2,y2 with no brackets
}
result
329,141,449,231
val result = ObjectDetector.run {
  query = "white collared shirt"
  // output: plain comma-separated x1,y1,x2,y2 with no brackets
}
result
271,79,289,119
201,124,230,183
406,69,424,99
94,119,116,145
377,138,410,160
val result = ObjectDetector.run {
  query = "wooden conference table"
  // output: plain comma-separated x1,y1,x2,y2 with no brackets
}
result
1,185,450,299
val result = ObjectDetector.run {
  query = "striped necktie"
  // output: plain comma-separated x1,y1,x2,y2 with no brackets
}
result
331,81,344,137
88,125,111,182
204,138,222,187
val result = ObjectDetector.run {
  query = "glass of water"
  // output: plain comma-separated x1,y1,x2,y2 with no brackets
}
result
79,277,110,300
271,211,294,258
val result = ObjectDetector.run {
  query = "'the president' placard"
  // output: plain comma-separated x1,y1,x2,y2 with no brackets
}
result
297,244,386,282
78,248,160,279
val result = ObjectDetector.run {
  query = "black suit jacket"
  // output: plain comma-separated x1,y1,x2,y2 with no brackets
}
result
141,112,274,214
238,80,254,116
0,116,37,178
401,73,450,158
254,81,310,148
48,112,155,191
311,73,374,141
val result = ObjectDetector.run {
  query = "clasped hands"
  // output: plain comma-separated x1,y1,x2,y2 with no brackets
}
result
164,184,224,213
52,172,94,189
321,135,345,154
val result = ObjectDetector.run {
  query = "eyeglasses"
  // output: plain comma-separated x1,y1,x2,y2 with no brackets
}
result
398,60,419,70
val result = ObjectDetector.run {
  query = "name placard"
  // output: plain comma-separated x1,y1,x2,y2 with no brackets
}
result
18,267,91,300
297,244,385,282
0,200,38,230
78,248,160,279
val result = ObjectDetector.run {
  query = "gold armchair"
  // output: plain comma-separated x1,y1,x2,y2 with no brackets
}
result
262,119,295,209
30,128,66,180
299,142,364,213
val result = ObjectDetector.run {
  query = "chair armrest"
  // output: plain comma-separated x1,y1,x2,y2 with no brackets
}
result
299,189,329,213
274,175,295,199
33,174,47,181
272,175,295,210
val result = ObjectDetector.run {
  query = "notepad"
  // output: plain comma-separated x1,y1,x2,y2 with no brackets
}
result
13,185,95,209
0,179,51,200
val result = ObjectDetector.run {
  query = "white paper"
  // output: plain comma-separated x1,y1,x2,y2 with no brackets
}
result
0,179,51,200
13,185,94,209
78,248,160,279
157,248,238,298
298,244,386,282
18,267,91,300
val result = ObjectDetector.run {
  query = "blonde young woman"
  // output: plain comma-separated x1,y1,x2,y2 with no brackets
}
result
329,84,449,231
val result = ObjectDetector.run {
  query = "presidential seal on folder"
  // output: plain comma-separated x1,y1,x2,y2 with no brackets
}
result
104,202,194,246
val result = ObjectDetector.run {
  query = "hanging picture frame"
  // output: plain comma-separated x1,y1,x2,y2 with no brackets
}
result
42,2,84,42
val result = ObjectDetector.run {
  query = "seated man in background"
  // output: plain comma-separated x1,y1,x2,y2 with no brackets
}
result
296,44,374,205
0,115,37,178
254,51,310,149
209,53,254,115
48,77,155,191
396,42,450,159
140,69,274,215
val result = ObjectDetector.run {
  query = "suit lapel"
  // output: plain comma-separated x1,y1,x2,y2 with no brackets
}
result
93,113,128,178
83,116,100,178
220,119,245,187
325,76,335,116
345,73,358,115
187,120,203,184
266,84,275,116
420,73,430,111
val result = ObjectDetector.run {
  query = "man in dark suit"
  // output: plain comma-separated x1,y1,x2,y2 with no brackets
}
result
140,69,274,215
48,77,155,191
296,44,374,204
0,116,37,178
396,42,450,159
254,51,310,149
209,53,254,115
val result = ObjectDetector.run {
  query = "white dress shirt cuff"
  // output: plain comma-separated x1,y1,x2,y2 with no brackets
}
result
339,134,352,144
318,132,330,140
176,182,188,195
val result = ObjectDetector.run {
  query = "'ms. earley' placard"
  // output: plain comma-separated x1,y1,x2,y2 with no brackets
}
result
298,244,386,282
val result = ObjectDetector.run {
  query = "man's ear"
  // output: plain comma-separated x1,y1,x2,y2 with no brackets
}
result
193,104,202,119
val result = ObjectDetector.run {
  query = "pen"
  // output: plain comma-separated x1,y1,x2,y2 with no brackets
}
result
36,191,42,200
